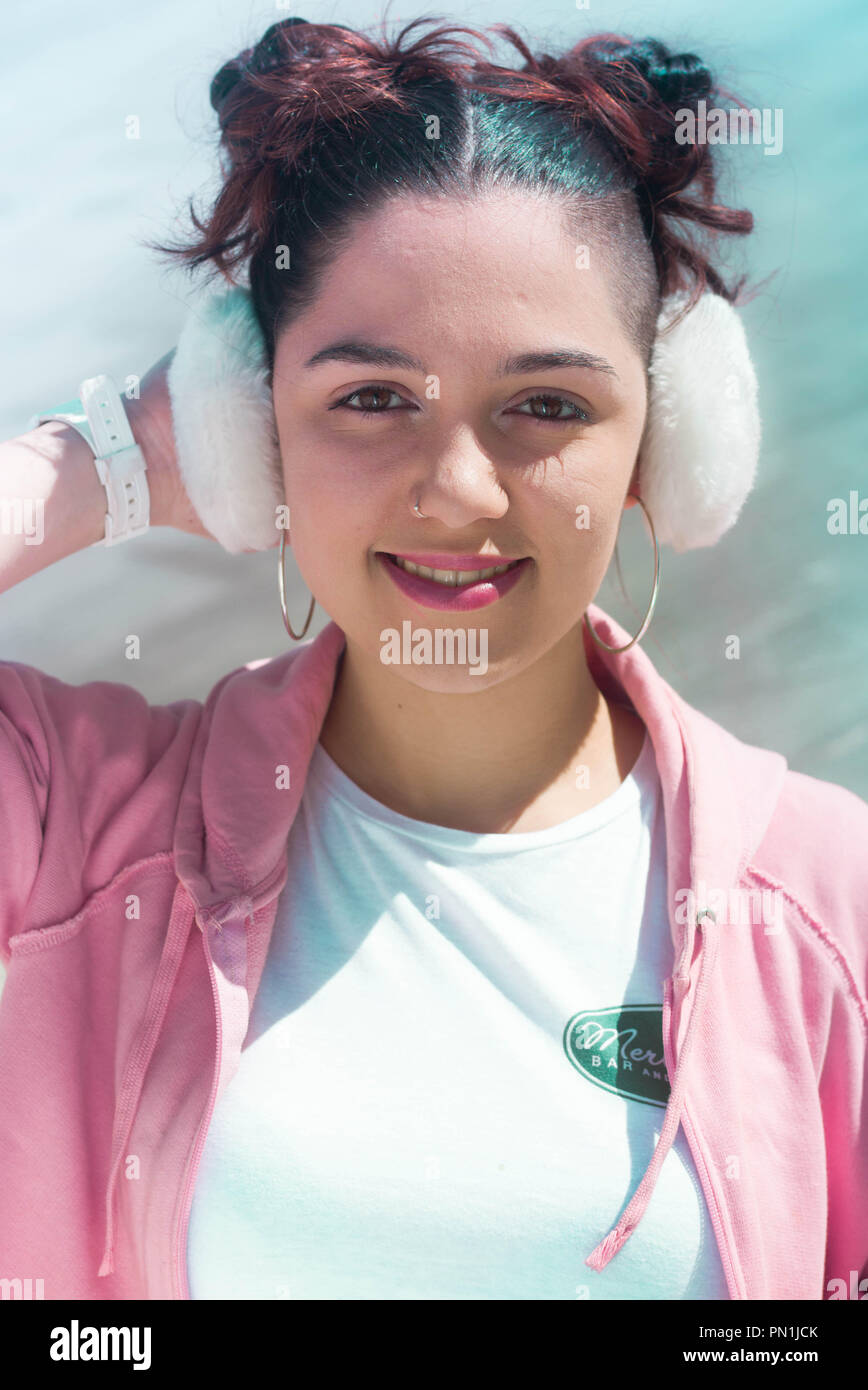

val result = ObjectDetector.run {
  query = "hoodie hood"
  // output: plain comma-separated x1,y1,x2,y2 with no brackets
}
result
96,602,788,1284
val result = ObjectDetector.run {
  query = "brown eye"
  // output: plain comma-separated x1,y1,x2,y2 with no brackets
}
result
351,387,391,412
333,387,413,415
511,393,591,423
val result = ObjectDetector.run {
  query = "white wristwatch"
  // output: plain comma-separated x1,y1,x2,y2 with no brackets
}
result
28,374,150,546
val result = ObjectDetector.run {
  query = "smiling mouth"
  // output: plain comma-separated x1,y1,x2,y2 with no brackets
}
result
381,554,522,587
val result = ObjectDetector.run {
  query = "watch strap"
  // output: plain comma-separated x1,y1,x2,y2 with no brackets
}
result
28,375,150,546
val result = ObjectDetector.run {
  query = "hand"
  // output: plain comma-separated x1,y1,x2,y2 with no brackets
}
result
124,350,219,542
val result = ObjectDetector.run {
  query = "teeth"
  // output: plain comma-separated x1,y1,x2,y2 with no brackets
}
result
392,556,517,585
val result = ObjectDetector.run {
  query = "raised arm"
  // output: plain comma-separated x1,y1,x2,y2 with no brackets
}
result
0,350,214,595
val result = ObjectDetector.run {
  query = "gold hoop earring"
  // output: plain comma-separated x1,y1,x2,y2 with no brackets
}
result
278,527,316,641
583,493,660,654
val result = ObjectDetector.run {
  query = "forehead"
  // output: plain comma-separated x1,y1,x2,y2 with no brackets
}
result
282,189,639,366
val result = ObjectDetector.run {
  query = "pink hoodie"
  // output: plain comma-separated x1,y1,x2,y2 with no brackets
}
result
1,603,866,1301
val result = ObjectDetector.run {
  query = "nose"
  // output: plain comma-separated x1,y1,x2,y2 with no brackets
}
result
412,426,509,527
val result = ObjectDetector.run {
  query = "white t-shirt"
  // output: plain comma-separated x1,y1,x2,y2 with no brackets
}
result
186,728,730,1300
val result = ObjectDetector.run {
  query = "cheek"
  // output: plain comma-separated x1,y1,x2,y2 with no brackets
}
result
280,443,387,598
522,441,634,563
281,418,394,507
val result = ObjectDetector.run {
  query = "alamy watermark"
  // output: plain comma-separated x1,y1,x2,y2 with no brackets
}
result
380,621,488,675
50,1320,151,1370
1,1275,44,1298
675,880,784,935
827,490,868,534
675,100,783,156
826,1269,868,1299
1,496,44,545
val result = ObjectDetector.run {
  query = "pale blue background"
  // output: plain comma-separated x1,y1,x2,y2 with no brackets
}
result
1,0,866,796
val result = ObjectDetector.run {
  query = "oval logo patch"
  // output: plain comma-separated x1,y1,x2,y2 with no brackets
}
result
563,1005,670,1108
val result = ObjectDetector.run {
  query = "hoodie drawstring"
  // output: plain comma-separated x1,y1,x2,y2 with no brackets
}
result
585,910,720,1272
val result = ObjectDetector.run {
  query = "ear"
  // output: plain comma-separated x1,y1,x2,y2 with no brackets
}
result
624,461,641,507
167,286,285,553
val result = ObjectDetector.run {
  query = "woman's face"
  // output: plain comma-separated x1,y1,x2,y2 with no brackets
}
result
271,190,649,692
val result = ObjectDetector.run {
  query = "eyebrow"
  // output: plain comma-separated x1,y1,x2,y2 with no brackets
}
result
302,340,619,379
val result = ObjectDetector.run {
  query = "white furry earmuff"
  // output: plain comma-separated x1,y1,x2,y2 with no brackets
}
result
640,290,761,552
166,283,760,555
167,287,285,554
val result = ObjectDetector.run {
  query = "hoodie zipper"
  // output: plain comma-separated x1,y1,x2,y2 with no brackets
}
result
173,912,224,1300
98,875,195,1281
661,917,743,1301
173,854,295,1296
173,895,237,1295
677,1094,743,1299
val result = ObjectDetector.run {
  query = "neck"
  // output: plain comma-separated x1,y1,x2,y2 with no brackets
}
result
318,622,645,833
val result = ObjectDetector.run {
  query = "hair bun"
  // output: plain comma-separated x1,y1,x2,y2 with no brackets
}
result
209,58,246,112
249,17,359,72
209,19,324,113
591,37,712,109
249,17,310,72
210,17,362,108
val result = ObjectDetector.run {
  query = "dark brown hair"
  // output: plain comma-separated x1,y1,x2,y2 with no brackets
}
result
148,15,755,369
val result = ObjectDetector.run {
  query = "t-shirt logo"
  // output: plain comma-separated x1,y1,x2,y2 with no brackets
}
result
563,1005,670,1108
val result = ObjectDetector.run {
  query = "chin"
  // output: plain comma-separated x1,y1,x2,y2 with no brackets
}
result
384,662,511,695
372,622,532,693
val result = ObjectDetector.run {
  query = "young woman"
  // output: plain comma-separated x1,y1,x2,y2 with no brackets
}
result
1,18,866,1303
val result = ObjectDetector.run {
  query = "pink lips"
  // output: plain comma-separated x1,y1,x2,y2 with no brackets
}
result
377,551,531,612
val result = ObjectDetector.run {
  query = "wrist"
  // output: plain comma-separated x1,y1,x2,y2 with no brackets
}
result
28,376,152,545
23,421,109,553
